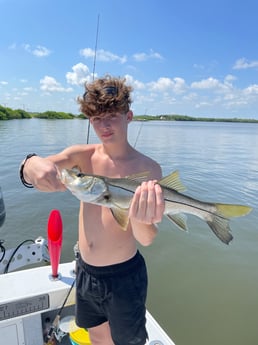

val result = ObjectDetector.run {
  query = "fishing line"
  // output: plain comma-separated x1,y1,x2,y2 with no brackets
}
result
133,120,144,148
133,108,146,148
86,14,100,144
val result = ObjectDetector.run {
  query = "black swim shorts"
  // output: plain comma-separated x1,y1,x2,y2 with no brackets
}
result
75,250,148,345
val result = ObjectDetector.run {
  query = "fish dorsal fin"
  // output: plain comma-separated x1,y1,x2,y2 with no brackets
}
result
110,207,129,231
158,171,186,192
125,171,150,183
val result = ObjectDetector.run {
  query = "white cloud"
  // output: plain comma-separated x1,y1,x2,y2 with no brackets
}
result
148,77,187,94
173,78,187,94
124,75,145,90
40,76,73,92
23,44,51,57
79,48,95,59
80,48,127,64
233,58,258,70
133,49,163,62
191,77,221,89
223,93,236,101
149,77,174,91
66,63,91,86
224,74,236,88
224,74,236,82
0,81,8,85
243,84,258,95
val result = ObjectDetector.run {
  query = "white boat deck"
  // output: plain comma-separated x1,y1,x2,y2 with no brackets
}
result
0,261,175,345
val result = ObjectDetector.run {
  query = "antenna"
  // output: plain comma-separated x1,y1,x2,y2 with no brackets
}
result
86,14,100,144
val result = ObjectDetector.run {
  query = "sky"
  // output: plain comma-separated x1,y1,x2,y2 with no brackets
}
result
1,0,258,118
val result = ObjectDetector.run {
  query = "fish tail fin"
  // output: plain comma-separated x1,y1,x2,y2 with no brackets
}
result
207,204,252,245
207,217,233,245
215,203,252,218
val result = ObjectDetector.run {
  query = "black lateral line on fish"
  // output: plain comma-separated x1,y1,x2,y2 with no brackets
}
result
107,183,135,193
108,180,228,220
163,197,228,219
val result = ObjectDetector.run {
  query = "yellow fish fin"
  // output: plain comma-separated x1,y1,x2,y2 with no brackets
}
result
166,213,188,231
158,171,186,192
216,204,252,218
206,216,233,245
205,204,252,244
110,207,129,231
125,171,150,182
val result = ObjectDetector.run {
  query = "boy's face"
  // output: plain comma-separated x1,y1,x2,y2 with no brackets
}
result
90,111,133,143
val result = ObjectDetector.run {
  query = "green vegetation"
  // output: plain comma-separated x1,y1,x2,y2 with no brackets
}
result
0,105,258,123
134,114,258,123
36,111,75,119
0,105,32,120
0,105,85,120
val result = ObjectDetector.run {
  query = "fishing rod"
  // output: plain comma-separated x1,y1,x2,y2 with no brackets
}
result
92,14,100,81
44,279,76,345
86,14,100,144
85,14,144,148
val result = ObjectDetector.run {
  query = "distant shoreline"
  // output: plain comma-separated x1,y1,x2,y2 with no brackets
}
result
1,105,258,123
133,115,258,123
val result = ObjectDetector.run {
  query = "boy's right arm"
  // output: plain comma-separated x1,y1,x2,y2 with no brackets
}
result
21,155,66,192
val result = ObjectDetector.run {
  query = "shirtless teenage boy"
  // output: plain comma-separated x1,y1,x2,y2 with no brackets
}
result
20,75,165,345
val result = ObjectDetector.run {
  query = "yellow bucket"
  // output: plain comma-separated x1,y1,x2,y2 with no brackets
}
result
69,328,91,345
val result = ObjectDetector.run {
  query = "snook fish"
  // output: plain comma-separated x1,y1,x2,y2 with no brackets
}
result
60,169,252,244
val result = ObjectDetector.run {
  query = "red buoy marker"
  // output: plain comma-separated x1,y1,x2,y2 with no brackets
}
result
47,209,63,278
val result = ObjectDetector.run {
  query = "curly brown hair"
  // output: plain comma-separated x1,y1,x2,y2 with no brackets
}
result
77,75,133,118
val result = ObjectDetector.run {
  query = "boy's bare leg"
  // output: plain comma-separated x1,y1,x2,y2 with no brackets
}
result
88,322,115,345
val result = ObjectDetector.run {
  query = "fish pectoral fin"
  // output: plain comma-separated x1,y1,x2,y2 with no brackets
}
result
166,213,188,232
158,171,187,192
110,207,129,231
215,203,252,218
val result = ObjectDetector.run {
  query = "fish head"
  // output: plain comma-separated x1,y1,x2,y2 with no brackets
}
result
60,168,108,203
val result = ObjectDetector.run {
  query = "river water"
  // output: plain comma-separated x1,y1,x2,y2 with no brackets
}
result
0,119,258,345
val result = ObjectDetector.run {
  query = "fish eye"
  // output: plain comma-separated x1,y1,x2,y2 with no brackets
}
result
103,193,110,200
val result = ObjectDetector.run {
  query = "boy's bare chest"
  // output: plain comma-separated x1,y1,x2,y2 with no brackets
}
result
92,156,142,178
